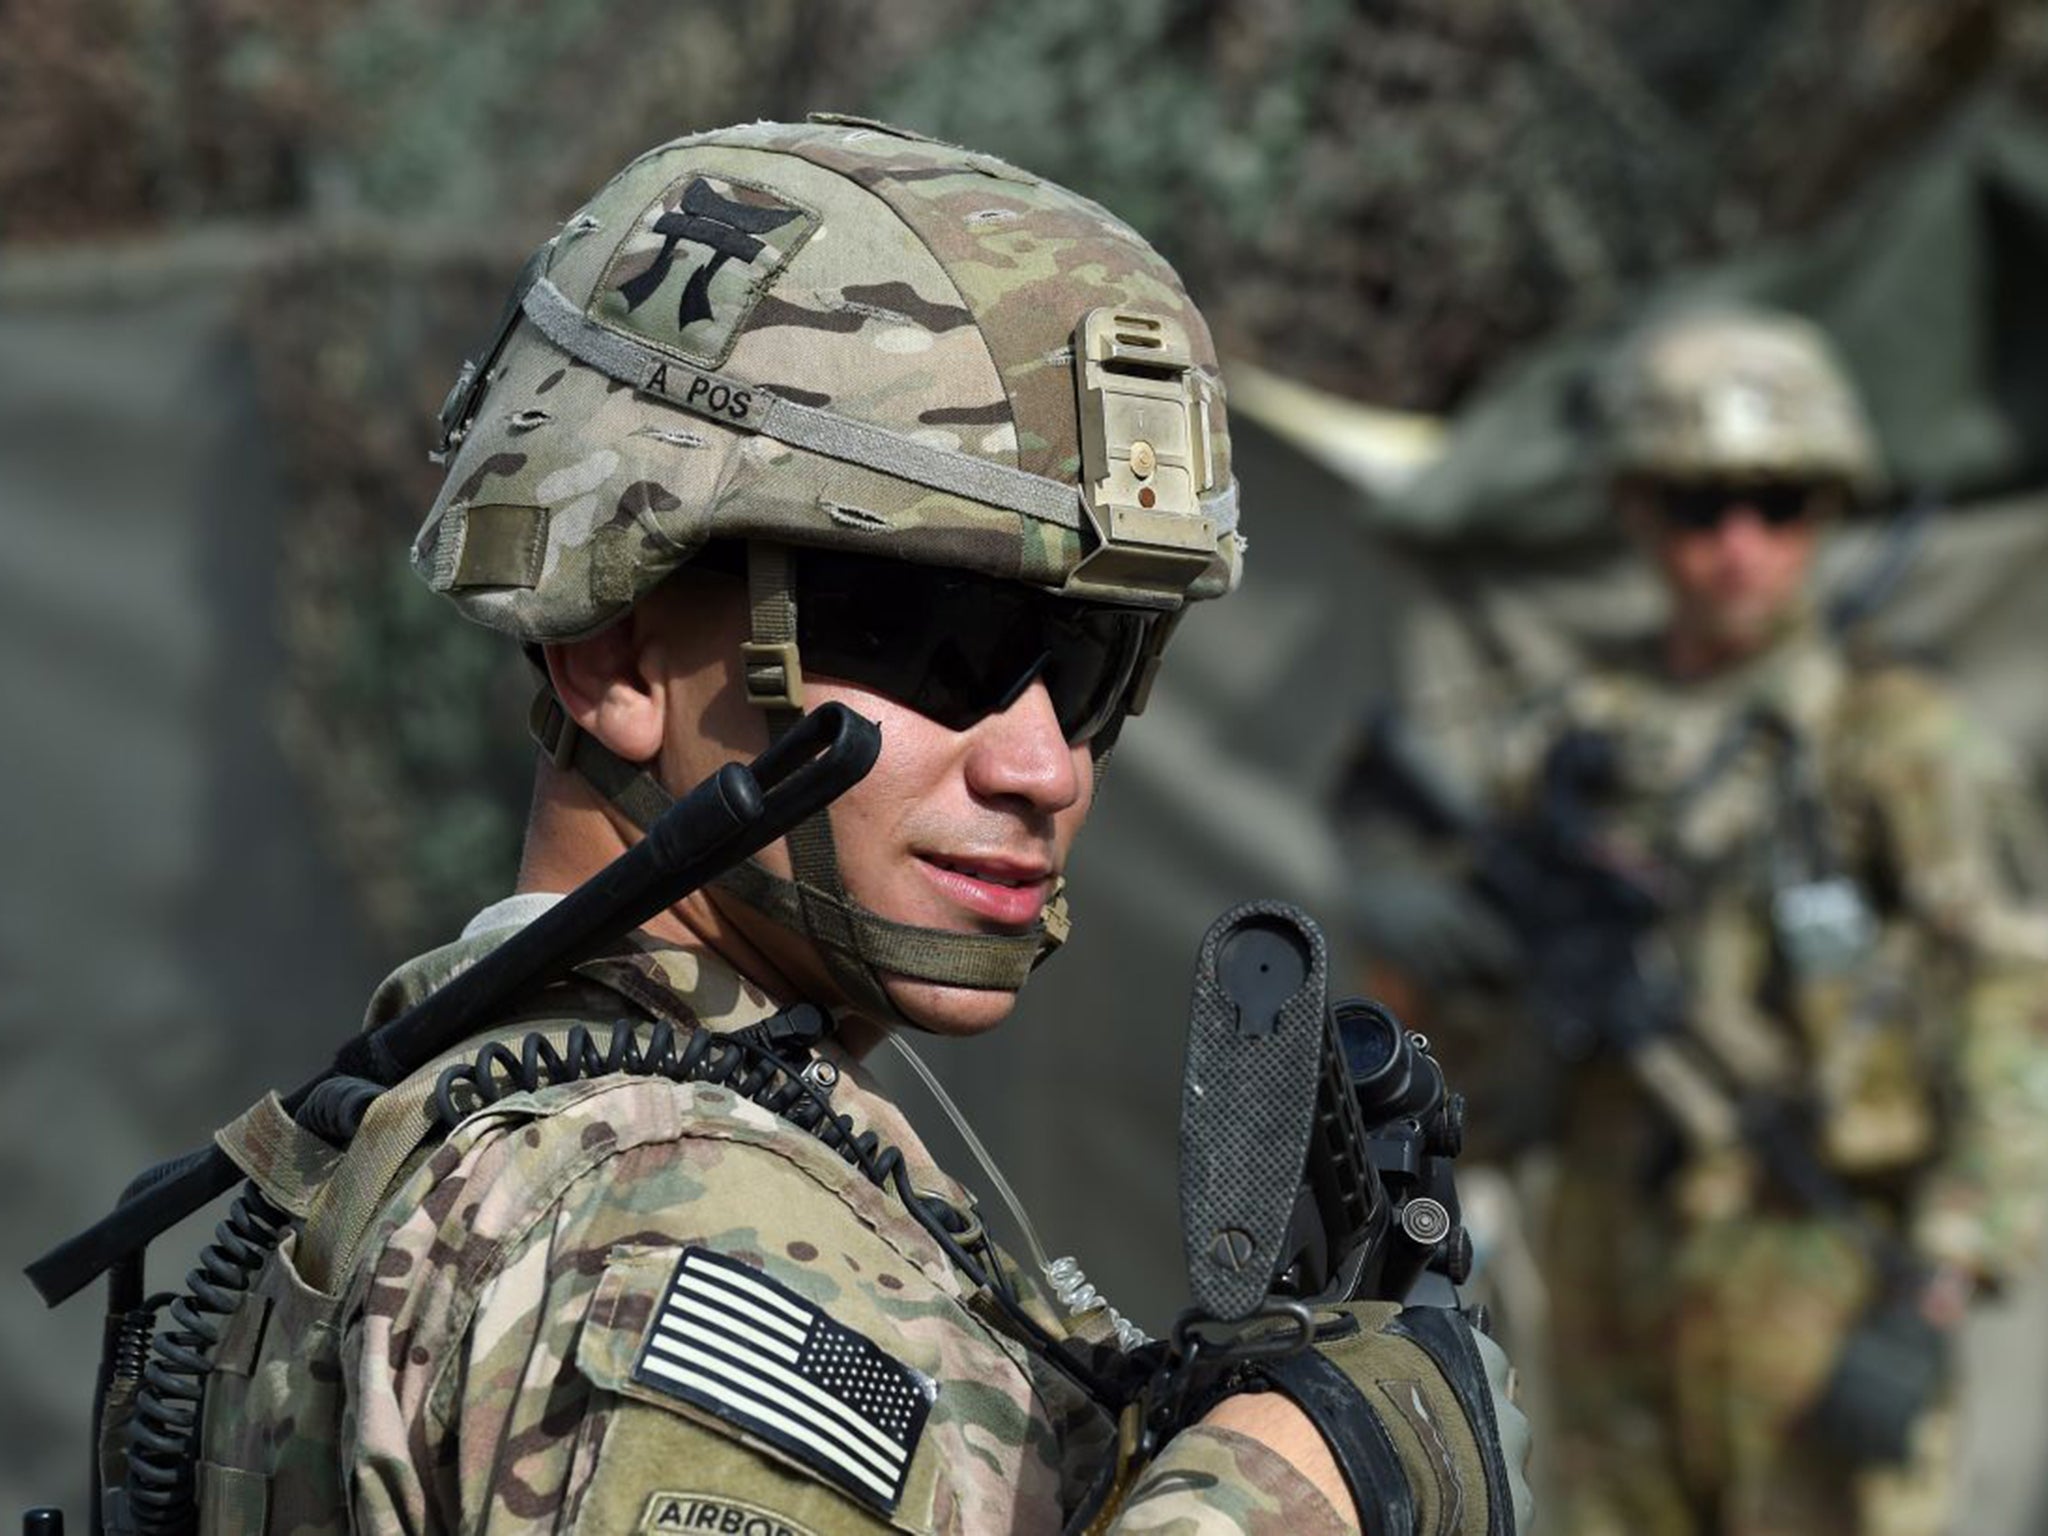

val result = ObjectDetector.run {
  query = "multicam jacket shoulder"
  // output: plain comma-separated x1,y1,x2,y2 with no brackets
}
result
336,918,1348,1535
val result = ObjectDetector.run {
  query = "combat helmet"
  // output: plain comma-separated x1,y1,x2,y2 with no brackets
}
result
416,115,1241,1022
1601,304,1883,496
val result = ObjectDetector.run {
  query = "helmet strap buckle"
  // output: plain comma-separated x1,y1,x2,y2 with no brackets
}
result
742,541,807,715
1037,878,1073,956
741,640,806,711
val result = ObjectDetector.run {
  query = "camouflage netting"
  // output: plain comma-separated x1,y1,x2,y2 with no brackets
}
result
14,0,2048,409
1375,100,2048,545
879,0,2048,408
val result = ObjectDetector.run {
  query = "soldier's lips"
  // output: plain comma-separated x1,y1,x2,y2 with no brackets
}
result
914,854,1052,928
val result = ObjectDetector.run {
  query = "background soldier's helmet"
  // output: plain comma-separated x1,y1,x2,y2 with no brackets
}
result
1601,305,1883,496
416,114,1239,644
413,117,1241,1020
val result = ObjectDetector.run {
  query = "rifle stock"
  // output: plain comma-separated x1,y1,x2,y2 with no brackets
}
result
1179,901,1469,1327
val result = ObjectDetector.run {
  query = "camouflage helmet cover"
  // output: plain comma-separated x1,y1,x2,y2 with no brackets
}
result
413,116,1240,643
1601,305,1883,495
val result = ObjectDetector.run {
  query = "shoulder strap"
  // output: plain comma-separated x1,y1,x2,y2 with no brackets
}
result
215,1091,344,1221
294,1018,591,1294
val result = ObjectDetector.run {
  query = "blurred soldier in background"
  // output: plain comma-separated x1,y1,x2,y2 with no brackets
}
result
1348,304,2048,1535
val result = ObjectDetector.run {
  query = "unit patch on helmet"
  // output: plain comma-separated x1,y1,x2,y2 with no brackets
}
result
597,174,820,368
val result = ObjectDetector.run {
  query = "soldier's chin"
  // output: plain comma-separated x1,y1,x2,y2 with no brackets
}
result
879,972,1021,1037
1703,595,1792,650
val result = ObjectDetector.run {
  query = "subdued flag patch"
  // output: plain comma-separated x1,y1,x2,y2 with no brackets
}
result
633,1246,936,1515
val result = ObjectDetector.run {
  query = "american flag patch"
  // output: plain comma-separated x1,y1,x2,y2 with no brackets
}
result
632,1246,937,1515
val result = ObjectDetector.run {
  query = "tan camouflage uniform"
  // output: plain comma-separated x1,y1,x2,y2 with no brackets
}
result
1509,618,2048,1536
339,920,1349,1534
184,114,1351,1531
193,911,1351,1534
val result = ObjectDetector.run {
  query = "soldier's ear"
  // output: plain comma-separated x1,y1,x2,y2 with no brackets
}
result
543,617,668,766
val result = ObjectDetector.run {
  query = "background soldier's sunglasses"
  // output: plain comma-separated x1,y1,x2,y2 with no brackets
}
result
1653,480,1820,531
795,549,1154,747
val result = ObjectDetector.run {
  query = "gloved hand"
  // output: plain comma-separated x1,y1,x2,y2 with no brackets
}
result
1807,1291,1949,1465
1254,1302,1534,1536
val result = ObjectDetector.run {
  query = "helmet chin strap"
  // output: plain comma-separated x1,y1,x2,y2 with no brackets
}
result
527,541,1068,1030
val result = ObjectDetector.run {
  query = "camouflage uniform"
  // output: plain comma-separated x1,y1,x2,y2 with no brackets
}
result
172,119,1531,1536
190,908,1353,1533
1497,621,2048,1536
1483,311,2048,1536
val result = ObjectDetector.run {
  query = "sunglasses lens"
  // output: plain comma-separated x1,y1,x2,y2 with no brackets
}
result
1752,485,1814,526
1657,482,1814,531
794,551,1152,745
1659,485,1728,530
1043,607,1151,744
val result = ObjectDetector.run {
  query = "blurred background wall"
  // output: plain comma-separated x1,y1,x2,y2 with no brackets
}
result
7,0,2048,1524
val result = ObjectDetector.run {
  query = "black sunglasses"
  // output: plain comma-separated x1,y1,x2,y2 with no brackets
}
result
1654,481,1819,532
794,549,1156,747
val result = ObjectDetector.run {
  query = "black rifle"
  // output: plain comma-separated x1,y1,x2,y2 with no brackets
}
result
1177,899,1471,1336
1052,901,1474,1531
1347,706,1683,1069
25,703,881,1536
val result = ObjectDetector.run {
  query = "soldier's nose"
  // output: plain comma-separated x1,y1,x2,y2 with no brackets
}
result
963,678,1084,815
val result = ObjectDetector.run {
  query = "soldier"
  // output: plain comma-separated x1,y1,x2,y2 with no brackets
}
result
1371,305,2048,1536
144,120,1533,1535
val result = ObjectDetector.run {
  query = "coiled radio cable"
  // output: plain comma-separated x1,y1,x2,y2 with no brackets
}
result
434,1010,1131,1410
123,1181,291,1535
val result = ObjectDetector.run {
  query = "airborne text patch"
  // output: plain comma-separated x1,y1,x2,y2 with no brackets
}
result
638,1491,821,1536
